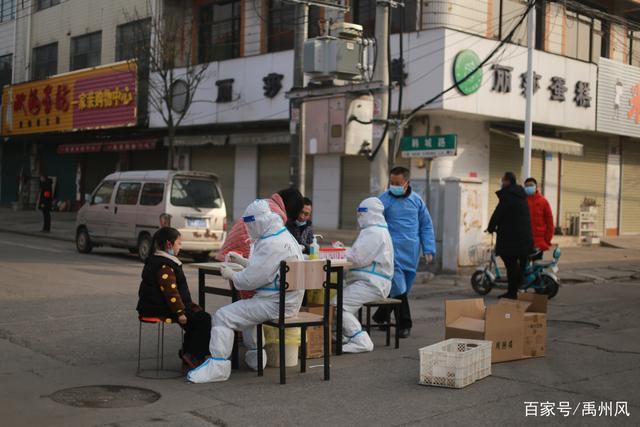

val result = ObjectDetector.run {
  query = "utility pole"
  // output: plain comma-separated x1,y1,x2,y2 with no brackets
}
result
370,0,390,195
289,2,309,194
522,0,535,182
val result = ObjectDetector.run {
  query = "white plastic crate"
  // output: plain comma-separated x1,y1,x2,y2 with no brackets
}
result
419,339,492,389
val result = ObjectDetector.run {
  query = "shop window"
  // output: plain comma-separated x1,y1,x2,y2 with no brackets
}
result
37,0,59,11
140,183,165,206
116,18,151,62
198,0,241,63
92,181,115,205
0,54,12,89
70,31,102,71
32,43,58,80
267,1,321,53
352,0,417,38
1,0,15,22
115,182,142,205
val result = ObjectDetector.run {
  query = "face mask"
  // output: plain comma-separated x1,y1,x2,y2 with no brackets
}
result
295,220,307,227
389,185,405,196
168,247,175,256
525,186,536,196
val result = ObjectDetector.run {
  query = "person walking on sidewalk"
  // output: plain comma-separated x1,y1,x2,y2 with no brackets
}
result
524,177,554,261
487,172,534,299
373,166,436,338
39,175,53,232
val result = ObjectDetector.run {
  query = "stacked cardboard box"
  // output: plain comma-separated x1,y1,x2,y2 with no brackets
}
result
445,294,548,363
300,304,334,359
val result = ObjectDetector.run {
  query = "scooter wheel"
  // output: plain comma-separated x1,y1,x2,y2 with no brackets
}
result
471,271,493,295
535,275,559,299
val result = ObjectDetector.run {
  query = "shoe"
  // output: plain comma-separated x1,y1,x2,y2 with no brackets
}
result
376,324,389,331
399,328,411,339
498,292,517,300
179,350,198,369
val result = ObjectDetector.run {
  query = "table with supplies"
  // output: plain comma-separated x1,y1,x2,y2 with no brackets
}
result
192,258,352,359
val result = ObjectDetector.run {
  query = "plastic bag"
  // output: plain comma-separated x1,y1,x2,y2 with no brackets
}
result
263,325,301,345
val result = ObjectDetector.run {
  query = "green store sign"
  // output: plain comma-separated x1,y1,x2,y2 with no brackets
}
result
453,49,483,96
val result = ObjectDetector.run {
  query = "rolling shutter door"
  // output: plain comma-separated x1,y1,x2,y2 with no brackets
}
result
560,136,606,235
191,146,236,219
488,132,543,216
258,144,290,198
621,141,640,234
340,156,371,229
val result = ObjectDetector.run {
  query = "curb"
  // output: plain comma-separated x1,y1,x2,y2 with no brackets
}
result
0,227,75,243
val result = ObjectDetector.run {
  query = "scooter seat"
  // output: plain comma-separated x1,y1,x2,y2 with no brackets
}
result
533,260,553,268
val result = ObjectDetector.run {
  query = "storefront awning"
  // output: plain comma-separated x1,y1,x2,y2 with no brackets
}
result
490,129,584,156
57,139,157,154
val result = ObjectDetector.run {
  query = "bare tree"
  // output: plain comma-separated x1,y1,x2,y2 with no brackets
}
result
126,0,209,168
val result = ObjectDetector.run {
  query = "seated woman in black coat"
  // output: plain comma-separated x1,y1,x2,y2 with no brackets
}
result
137,227,211,368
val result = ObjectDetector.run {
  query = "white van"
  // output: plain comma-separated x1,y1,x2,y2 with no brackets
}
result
75,170,227,261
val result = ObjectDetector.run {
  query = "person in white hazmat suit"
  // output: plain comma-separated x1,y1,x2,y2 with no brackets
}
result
187,199,304,383
335,197,394,353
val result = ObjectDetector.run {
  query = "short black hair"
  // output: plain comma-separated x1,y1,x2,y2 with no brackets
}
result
277,188,304,221
390,166,410,180
524,177,537,186
303,197,312,206
503,171,517,186
153,227,181,251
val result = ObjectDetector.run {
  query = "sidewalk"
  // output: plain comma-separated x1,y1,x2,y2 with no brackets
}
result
0,207,76,242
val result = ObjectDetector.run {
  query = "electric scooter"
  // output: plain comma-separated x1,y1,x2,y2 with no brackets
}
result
470,235,561,299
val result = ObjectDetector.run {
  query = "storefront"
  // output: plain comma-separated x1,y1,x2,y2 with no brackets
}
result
0,61,155,208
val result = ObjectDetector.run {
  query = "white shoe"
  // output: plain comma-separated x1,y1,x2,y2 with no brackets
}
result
245,349,268,371
342,331,374,353
186,358,231,383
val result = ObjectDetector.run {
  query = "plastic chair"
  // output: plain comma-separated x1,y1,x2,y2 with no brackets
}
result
136,316,183,379
359,298,402,349
257,259,331,385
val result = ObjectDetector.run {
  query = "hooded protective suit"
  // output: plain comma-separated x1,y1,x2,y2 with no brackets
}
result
333,197,394,353
379,188,435,297
187,200,304,383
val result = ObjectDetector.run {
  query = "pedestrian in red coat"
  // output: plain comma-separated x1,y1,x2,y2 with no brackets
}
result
524,177,554,260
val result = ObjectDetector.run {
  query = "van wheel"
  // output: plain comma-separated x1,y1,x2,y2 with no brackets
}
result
76,227,93,254
137,233,153,261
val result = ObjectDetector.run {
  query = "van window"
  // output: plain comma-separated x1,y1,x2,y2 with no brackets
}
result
92,181,115,205
140,183,165,206
115,182,141,205
170,178,221,209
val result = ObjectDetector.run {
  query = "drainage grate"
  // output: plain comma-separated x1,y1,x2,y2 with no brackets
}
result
49,385,160,408
547,320,600,329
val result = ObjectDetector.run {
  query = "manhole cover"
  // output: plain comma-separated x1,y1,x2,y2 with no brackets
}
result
548,320,600,329
49,385,160,408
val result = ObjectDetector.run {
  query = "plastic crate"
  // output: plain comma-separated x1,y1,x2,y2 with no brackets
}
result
419,339,491,389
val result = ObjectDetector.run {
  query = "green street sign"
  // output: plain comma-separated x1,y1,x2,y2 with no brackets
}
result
400,134,457,158
453,49,483,95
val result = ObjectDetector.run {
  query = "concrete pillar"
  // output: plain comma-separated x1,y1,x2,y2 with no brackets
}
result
233,145,258,220
604,138,622,236
312,155,341,229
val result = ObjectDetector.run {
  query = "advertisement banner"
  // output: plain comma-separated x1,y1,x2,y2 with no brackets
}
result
1,61,137,136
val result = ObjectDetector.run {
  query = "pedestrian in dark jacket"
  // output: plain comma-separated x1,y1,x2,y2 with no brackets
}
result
39,175,53,232
137,227,211,368
487,172,534,299
286,197,314,253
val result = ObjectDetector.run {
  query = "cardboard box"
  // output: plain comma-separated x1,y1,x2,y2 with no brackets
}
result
301,304,333,359
445,294,548,363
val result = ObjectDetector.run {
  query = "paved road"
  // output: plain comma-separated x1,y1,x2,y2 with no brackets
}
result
0,232,639,426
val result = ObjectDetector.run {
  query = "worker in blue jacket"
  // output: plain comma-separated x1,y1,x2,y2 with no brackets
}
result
373,166,436,338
